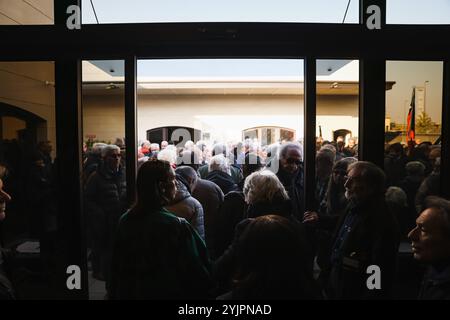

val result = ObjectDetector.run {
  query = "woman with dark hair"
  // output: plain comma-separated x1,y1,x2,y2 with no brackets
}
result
110,159,212,299
220,215,321,300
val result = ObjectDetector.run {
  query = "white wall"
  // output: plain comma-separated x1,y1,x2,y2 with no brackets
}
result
81,93,358,145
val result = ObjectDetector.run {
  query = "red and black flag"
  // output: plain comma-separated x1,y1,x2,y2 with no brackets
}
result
407,87,416,142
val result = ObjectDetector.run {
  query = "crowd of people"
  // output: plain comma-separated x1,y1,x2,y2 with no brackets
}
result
1,134,450,300
78,135,450,300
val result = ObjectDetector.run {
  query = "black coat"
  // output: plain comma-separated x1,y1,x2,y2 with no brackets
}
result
328,197,400,299
276,166,304,219
205,170,239,196
84,164,127,249
213,199,294,293
418,264,450,300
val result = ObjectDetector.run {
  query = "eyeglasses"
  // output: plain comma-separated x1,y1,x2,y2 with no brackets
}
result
286,158,302,165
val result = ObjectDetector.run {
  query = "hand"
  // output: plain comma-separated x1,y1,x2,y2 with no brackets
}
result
303,211,319,224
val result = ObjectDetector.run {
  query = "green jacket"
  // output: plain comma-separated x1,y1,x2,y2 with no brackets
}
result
110,208,212,299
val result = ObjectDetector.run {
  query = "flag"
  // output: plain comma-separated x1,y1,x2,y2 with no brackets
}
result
407,87,416,142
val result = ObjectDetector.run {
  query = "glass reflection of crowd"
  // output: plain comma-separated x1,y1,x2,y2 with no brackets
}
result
1,139,59,299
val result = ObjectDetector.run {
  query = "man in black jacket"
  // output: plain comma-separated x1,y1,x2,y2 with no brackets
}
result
84,145,127,290
408,196,450,300
327,161,399,299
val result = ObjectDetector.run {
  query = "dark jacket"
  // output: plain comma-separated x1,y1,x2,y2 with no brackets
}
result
192,179,224,259
328,197,400,299
418,264,450,300
84,164,127,249
110,208,212,299
276,166,304,219
165,176,205,240
215,191,247,259
199,164,242,184
213,200,294,293
205,170,239,196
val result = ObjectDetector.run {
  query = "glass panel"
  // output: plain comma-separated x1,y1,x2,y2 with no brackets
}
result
0,61,60,298
385,61,443,238
81,60,126,300
316,59,359,156
314,59,359,208
387,0,450,24
82,0,358,24
0,0,54,25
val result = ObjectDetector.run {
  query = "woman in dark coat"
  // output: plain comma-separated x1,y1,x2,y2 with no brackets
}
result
110,159,212,299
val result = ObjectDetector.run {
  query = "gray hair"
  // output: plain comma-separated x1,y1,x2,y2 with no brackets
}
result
92,142,107,156
405,161,426,176
157,147,177,164
385,186,408,208
150,143,160,151
209,154,230,174
101,144,121,158
279,142,303,160
243,170,289,205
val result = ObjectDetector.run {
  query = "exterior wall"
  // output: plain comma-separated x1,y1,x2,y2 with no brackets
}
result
0,61,56,156
82,94,125,143
316,95,359,141
82,93,359,146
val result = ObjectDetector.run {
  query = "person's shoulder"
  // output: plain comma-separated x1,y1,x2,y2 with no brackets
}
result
224,190,244,200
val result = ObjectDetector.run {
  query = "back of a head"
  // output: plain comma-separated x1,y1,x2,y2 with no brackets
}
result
177,150,200,170
279,142,303,160
135,159,173,212
243,170,289,205
235,215,316,299
157,147,177,165
175,165,198,184
209,154,229,174
422,196,450,238
212,143,227,157
102,144,121,158
405,161,426,177
243,153,263,176
333,157,358,172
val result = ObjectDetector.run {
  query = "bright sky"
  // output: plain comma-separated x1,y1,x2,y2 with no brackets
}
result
82,0,448,125
82,0,359,23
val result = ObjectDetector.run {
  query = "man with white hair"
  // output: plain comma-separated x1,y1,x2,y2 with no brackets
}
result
84,144,127,292
83,142,107,185
205,154,238,195
198,144,242,184
276,142,305,219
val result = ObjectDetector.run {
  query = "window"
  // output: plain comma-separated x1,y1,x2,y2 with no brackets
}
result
387,0,450,24
82,0,358,24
